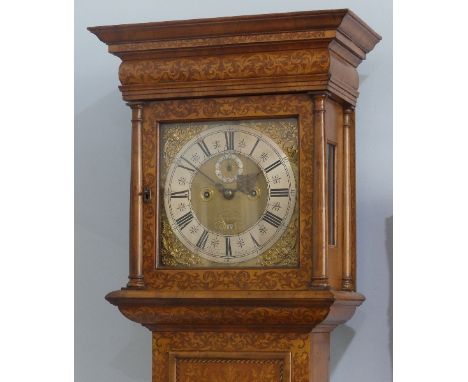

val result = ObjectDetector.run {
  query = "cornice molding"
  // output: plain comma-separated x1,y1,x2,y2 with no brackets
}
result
89,9,380,104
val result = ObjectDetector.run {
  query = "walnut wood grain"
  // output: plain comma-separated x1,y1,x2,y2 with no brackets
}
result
154,332,307,382
169,351,291,382
88,9,380,47
311,93,329,289
88,9,381,104
349,109,357,291
148,289,364,382
324,97,343,290
342,107,354,291
127,103,145,288
310,331,330,382
105,289,364,332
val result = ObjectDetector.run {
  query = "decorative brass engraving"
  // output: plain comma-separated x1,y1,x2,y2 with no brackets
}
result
258,211,299,267
160,215,203,267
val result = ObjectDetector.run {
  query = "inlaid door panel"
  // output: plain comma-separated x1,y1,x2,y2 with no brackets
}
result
169,351,291,382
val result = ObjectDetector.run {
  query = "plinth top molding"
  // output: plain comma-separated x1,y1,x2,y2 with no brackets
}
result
105,289,365,332
89,9,381,105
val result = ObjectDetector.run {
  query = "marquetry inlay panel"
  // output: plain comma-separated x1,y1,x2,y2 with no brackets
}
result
169,352,291,382
155,332,307,382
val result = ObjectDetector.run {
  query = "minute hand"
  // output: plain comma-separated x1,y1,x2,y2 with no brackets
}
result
181,157,224,192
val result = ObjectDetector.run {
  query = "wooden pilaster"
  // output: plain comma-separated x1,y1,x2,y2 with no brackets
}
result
311,93,329,290
127,103,145,289
341,106,354,291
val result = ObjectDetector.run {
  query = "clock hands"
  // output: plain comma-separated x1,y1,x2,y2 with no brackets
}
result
181,157,236,199
180,157,224,191
180,157,263,201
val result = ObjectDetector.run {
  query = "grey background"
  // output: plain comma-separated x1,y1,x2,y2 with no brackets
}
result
75,1,392,381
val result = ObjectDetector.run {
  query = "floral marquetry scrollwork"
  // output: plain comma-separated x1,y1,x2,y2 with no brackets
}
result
119,49,329,86
153,332,311,382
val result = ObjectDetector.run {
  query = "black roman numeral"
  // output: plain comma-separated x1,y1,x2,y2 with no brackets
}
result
270,188,289,197
224,131,235,151
171,190,189,198
250,232,260,247
225,237,233,257
262,211,283,228
264,160,282,173
249,138,260,156
175,211,193,230
197,140,211,157
196,229,209,249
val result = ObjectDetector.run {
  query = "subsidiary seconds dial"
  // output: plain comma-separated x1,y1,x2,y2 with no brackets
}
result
164,125,296,264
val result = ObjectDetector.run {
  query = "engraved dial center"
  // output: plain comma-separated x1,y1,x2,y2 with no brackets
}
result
191,153,268,235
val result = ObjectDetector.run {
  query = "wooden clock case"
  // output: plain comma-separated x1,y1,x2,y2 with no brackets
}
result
89,9,380,382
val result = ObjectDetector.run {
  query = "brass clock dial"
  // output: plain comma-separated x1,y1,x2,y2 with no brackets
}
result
163,125,296,264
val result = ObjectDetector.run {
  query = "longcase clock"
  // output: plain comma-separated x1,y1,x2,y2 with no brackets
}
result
89,9,380,382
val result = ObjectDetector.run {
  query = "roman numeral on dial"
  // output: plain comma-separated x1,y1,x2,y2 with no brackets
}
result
175,211,193,230
262,211,283,228
249,138,260,156
197,140,211,157
264,160,282,173
171,190,189,198
270,188,289,197
178,164,195,173
224,131,235,151
225,237,233,257
196,229,209,249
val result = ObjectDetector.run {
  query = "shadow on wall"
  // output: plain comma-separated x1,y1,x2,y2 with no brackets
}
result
75,89,131,247
330,215,393,375
110,326,151,381
386,216,393,369
75,90,151,381
330,324,356,373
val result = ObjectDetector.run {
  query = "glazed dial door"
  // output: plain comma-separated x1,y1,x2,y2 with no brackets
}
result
164,125,296,264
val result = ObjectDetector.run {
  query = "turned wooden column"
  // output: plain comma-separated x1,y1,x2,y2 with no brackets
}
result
127,103,145,289
311,93,329,290
341,106,355,291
